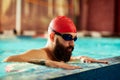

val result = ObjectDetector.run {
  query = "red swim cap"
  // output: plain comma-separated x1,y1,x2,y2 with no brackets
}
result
49,16,76,33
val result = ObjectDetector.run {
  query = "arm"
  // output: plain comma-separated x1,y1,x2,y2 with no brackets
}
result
70,56,108,64
28,59,81,70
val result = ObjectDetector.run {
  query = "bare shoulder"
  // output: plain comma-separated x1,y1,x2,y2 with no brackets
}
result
23,48,47,55
22,48,49,58
3,48,48,62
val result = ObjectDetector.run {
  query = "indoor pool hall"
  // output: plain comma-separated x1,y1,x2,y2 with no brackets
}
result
0,0,120,80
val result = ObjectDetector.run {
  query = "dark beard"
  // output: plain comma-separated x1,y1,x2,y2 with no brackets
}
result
53,39,74,62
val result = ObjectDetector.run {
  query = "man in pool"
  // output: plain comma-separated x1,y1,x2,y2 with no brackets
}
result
4,16,108,70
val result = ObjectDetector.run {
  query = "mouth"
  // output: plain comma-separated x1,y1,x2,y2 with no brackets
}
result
67,47,73,52
67,48,72,52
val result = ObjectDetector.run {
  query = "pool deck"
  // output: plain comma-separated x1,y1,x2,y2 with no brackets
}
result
0,56,120,80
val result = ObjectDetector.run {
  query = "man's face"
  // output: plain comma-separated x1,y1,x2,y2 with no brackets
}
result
53,39,74,62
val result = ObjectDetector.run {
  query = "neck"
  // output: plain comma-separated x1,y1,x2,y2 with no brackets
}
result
46,45,62,61
45,41,56,61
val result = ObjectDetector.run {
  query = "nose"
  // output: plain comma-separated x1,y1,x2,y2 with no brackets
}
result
69,40,74,46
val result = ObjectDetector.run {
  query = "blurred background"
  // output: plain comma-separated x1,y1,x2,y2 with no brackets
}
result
0,0,120,36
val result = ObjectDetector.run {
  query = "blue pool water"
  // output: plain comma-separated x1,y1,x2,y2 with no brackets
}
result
0,36,120,77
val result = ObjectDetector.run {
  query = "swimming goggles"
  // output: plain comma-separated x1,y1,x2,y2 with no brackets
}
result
52,29,77,41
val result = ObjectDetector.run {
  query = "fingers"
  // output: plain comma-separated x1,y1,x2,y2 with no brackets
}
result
80,57,108,64
80,56,109,64
63,65,82,70
83,59,108,64
92,60,108,64
56,62,82,70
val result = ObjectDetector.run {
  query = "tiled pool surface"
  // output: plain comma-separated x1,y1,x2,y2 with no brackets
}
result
0,56,120,80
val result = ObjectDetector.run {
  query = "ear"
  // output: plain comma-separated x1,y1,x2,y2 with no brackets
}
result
50,32,55,42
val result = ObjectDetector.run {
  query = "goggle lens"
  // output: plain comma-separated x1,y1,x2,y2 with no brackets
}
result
62,34,77,41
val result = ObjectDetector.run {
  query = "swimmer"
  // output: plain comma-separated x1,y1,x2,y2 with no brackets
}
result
4,16,108,70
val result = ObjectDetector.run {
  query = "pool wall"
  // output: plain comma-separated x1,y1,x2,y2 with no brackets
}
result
53,63,120,80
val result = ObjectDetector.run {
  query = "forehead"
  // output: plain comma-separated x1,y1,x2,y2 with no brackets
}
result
62,32,77,36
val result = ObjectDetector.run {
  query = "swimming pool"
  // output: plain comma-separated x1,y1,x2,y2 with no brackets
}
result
0,36,120,79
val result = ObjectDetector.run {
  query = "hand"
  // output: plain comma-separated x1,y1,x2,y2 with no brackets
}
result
79,56,108,64
46,60,82,70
